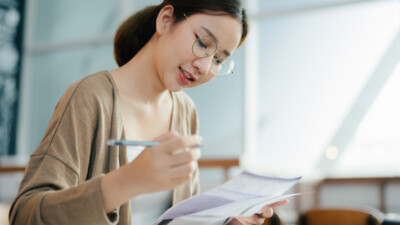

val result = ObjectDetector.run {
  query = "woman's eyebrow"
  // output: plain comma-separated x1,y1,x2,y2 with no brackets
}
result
201,26,232,57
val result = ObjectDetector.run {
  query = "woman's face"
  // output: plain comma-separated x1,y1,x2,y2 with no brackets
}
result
155,12,242,92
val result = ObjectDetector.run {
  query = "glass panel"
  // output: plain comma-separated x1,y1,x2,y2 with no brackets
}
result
185,48,245,158
133,0,162,11
334,63,400,177
254,0,399,176
29,44,116,151
257,0,362,13
34,0,119,44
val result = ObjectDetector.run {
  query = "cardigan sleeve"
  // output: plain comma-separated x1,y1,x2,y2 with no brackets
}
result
183,92,201,197
190,101,200,196
9,74,119,225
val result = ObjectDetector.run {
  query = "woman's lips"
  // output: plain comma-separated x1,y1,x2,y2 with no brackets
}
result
179,71,191,85
179,67,195,85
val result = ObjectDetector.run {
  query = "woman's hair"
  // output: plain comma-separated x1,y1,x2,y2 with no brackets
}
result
114,0,249,67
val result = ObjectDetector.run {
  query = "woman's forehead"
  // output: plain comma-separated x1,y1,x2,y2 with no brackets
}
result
186,13,242,52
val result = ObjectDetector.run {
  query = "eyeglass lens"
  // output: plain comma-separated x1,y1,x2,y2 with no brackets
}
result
192,36,234,76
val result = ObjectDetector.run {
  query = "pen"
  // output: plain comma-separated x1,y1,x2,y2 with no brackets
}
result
106,139,203,148
106,139,159,146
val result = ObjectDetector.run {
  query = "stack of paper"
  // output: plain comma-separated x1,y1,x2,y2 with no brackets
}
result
153,171,302,225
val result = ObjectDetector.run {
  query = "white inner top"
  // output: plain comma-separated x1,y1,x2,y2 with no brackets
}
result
127,146,172,225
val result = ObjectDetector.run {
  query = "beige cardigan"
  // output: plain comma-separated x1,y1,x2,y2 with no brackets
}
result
9,71,200,225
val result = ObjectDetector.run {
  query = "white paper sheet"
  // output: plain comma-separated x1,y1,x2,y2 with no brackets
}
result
153,171,302,225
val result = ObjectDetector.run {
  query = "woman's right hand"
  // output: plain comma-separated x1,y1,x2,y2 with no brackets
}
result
101,131,202,213
127,131,202,193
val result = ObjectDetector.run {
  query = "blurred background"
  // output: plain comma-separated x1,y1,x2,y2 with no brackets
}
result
0,0,399,224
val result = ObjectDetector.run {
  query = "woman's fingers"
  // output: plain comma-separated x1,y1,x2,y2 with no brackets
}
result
153,130,179,142
259,199,289,218
152,133,202,155
170,160,197,179
230,199,290,225
264,199,289,209
126,132,203,193
232,215,260,225
169,148,201,166
261,207,274,218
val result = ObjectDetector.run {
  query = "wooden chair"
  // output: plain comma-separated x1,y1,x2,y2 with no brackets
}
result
262,214,284,225
298,208,382,225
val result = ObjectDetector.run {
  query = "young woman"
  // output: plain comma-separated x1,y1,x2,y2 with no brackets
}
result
9,1,286,224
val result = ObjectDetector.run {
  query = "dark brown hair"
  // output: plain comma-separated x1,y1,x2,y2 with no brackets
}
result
113,0,249,67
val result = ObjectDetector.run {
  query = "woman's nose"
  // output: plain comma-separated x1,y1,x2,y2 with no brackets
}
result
193,56,214,75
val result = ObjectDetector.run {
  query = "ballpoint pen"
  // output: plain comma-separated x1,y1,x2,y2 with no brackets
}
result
106,139,203,148
106,139,159,147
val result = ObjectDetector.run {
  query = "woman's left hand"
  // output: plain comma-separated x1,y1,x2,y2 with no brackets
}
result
228,200,289,225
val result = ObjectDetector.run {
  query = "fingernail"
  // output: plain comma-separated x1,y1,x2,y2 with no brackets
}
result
196,136,203,143
195,149,202,158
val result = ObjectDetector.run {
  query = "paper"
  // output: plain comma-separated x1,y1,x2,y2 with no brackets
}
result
153,171,302,225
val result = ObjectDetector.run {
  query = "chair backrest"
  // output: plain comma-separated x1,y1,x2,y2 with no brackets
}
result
262,214,284,225
299,208,381,225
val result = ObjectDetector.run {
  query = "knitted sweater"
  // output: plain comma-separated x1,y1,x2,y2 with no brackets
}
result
9,71,199,225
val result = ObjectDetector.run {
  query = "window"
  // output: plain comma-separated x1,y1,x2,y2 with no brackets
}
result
243,0,400,177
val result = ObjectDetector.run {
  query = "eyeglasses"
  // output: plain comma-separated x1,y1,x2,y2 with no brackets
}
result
183,13,235,76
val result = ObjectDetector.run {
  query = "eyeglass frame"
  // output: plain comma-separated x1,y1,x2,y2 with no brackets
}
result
183,13,235,76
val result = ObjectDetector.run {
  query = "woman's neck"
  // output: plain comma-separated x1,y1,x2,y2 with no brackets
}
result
111,38,169,105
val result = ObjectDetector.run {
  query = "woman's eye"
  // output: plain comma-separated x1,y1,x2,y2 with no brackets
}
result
199,40,207,48
214,57,222,65
195,34,207,48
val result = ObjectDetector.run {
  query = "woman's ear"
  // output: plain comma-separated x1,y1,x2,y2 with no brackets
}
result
156,5,175,35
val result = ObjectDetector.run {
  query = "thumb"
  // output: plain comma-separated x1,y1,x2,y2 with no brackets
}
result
154,135,202,155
